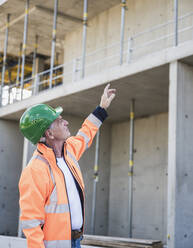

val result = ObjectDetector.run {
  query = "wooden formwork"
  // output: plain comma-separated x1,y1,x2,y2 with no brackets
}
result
81,235,163,248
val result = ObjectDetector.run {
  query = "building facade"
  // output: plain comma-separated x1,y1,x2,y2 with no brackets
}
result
0,0,193,247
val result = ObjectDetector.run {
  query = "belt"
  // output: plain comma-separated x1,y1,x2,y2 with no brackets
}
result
71,229,83,240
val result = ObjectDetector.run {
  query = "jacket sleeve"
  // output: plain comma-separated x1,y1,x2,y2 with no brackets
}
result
19,160,50,248
66,106,108,161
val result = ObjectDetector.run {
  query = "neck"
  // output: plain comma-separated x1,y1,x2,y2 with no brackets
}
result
46,140,64,158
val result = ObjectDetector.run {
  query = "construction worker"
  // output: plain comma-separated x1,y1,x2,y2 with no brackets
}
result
18,84,116,248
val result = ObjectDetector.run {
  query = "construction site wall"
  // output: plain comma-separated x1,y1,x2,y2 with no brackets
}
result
109,113,168,243
0,111,168,245
0,120,23,236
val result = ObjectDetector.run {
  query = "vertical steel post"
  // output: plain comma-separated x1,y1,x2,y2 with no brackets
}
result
128,99,135,238
20,0,29,99
91,130,100,234
174,0,178,46
81,0,88,78
32,35,38,95
8,68,12,104
16,43,22,86
16,43,22,101
0,14,10,106
120,0,126,65
49,0,58,89
55,52,59,86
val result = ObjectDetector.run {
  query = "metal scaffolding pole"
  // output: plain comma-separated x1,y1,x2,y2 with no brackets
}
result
120,0,126,65
174,0,178,46
55,52,59,85
81,0,88,79
32,35,38,77
8,68,12,104
20,0,29,99
128,99,135,238
49,0,58,89
16,43,22,86
0,14,10,106
32,35,38,95
91,130,100,234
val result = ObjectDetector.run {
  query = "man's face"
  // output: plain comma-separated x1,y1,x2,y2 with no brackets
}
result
48,115,71,141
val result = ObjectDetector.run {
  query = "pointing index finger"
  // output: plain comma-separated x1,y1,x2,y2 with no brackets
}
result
104,83,110,95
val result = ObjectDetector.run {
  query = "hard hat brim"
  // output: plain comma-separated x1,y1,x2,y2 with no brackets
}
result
55,106,63,116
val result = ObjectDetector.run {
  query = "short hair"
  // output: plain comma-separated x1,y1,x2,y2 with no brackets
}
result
39,123,53,143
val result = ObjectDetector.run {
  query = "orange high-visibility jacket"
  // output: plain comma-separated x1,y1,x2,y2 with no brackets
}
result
19,112,103,248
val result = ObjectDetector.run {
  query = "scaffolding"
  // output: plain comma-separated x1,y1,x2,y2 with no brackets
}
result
0,0,189,108
0,14,10,106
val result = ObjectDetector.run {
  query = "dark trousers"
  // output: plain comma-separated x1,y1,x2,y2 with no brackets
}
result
71,236,83,248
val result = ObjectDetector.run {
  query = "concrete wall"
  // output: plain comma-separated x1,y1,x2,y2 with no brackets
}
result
2,111,168,241
63,0,193,79
25,113,111,235
0,120,23,236
167,62,193,248
109,113,168,243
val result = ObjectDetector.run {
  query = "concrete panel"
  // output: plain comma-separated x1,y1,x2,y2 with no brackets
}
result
108,121,131,236
109,113,168,244
23,112,111,235
63,0,193,71
133,113,168,242
0,236,27,248
167,61,193,248
0,120,23,235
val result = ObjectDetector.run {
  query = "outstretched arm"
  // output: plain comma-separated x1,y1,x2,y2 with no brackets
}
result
66,84,116,161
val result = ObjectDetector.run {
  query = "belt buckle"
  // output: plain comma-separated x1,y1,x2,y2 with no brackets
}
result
72,229,82,240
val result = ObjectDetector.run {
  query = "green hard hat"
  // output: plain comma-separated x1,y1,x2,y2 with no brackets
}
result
19,104,63,144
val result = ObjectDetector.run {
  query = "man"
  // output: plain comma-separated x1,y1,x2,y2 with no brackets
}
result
19,84,116,248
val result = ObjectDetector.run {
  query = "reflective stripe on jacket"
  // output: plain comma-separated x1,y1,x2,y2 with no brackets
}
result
19,113,103,248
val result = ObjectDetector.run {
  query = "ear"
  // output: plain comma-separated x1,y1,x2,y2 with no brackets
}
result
45,129,54,140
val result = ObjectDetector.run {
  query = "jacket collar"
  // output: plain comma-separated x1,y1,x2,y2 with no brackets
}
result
37,142,56,163
37,142,67,161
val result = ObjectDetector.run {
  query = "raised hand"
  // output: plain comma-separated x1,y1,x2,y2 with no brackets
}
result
100,83,116,110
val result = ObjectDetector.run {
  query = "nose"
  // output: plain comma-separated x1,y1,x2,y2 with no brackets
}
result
63,120,69,126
